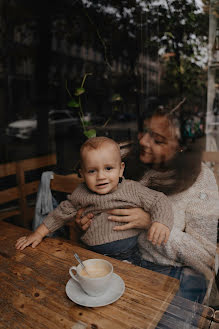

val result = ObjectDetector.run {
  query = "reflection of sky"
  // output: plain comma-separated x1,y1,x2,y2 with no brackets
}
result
136,0,204,12
82,0,204,13
195,0,204,10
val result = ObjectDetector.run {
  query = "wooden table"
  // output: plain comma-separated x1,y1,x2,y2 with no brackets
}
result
0,222,214,329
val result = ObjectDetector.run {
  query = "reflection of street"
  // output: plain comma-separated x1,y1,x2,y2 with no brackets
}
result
0,121,138,164
96,121,138,142
1,120,206,166
0,134,54,164
54,121,138,173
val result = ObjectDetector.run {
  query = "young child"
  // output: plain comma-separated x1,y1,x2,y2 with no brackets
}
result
16,137,173,264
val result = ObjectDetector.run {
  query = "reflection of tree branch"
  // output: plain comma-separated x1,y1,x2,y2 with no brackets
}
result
165,0,172,17
170,97,186,114
65,80,72,98
82,6,112,71
165,0,177,51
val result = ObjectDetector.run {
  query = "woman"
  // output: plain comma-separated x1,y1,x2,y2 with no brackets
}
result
76,106,219,304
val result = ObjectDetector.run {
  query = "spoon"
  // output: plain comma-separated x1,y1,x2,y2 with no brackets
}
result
74,253,90,276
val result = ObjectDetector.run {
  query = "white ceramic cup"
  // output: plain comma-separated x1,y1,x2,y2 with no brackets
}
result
69,258,113,297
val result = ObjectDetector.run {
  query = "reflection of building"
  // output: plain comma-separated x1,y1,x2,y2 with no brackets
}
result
0,7,161,127
50,30,160,95
206,1,219,151
136,54,161,96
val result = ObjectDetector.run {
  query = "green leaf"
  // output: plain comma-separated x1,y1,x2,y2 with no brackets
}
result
112,106,119,112
164,31,174,39
83,120,91,127
75,87,85,96
84,129,96,138
67,99,80,108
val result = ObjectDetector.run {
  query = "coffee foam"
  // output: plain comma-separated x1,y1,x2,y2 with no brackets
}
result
80,264,110,278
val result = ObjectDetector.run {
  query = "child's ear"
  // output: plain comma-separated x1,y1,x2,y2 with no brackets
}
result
120,162,125,176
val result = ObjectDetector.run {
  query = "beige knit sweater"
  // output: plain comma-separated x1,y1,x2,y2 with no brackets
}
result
43,179,173,246
138,163,219,279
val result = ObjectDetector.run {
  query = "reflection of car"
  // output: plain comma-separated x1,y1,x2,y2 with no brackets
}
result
6,119,37,139
113,112,136,122
49,109,80,137
48,110,79,127
6,110,80,139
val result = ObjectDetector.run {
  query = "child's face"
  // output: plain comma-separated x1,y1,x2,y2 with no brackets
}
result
79,143,125,195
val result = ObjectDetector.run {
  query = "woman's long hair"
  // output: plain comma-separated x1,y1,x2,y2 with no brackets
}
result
124,106,202,195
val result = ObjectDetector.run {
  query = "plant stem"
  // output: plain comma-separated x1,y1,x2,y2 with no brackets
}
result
83,10,112,71
78,97,85,131
81,72,92,88
79,73,92,132
65,80,73,98
102,117,112,128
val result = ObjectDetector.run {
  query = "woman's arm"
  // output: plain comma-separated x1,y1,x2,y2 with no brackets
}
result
161,227,215,279
141,165,219,279
75,207,152,231
107,208,152,230
184,169,219,248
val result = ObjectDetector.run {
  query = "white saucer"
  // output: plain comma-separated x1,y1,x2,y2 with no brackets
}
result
65,273,125,307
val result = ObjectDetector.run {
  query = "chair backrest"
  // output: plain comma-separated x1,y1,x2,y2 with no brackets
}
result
50,173,83,193
50,173,83,243
202,151,219,188
0,154,57,227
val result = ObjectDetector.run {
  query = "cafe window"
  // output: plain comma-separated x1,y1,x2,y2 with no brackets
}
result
1,0,219,314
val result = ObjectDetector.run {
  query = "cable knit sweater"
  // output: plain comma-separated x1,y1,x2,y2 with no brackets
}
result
43,179,173,246
138,163,219,279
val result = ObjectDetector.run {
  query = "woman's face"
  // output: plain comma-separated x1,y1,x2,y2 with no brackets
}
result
138,115,179,165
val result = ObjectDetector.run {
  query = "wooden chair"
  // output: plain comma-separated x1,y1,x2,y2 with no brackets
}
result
50,173,83,243
0,154,57,228
50,173,83,194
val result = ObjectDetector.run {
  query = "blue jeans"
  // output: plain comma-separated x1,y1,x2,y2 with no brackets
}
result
86,235,141,264
140,259,207,303
140,260,208,328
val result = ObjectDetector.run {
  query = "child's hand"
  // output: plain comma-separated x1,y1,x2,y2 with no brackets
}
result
147,222,170,246
15,232,43,250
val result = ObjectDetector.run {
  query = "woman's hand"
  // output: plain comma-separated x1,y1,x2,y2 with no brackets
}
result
75,208,93,231
107,208,151,231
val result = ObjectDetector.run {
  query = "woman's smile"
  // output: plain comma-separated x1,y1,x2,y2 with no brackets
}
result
140,147,152,155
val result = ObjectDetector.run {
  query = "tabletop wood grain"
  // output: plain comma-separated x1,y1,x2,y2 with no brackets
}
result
0,222,213,329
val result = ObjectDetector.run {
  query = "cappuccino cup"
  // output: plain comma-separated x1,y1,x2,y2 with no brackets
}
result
69,258,113,297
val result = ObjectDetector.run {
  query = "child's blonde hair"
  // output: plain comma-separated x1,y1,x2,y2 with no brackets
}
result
80,137,121,165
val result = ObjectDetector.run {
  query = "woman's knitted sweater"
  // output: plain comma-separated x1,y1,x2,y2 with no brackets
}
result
43,179,173,246
138,163,219,279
